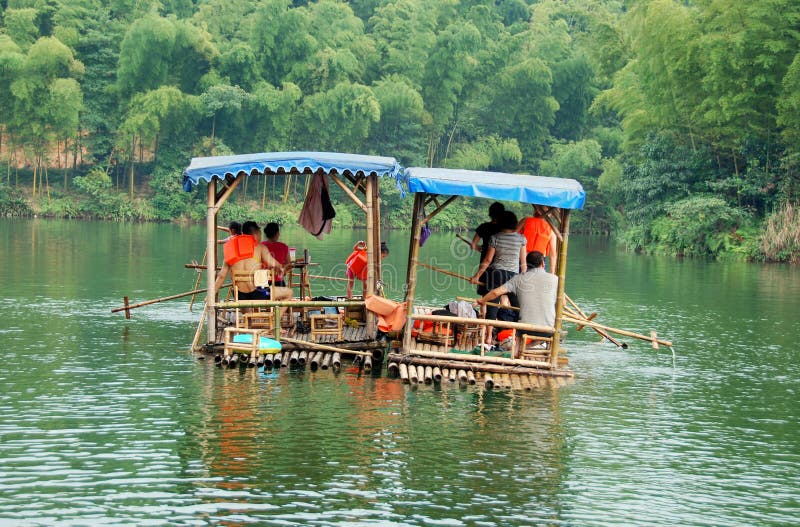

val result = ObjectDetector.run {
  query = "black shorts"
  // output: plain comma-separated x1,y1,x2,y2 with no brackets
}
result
238,288,270,300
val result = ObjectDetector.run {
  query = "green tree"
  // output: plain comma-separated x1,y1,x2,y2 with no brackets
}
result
298,81,380,152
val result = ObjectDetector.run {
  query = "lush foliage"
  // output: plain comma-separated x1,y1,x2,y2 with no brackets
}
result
1,0,799,262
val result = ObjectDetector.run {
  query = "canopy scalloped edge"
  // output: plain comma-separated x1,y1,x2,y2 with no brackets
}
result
405,167,585,210
182,151,403,192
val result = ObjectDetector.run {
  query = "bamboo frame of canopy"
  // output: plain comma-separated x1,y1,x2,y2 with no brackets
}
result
201,168,386,345
402,191,572,370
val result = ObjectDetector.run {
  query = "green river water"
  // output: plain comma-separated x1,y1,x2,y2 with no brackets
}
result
0,219,798,526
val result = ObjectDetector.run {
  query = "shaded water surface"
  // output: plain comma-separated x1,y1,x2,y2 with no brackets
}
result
0,220,798,526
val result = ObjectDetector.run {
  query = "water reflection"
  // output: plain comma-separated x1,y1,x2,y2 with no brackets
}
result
0,220,798,526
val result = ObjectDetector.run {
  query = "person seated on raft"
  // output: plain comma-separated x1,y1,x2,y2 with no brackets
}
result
345,241,389,299
261,222,292,287
476,251,557,355
215,221,293,314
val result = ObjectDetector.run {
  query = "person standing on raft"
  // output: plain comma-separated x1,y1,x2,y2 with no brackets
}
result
345,241,389,299
517,206,558,274
470,202,505,295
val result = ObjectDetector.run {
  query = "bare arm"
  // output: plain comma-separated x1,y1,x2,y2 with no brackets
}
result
516,218,526,232
471,246,495,283
470,233,481,251
259,246,282,273
519,244,527,273
477,284,509,306
214,262,230,292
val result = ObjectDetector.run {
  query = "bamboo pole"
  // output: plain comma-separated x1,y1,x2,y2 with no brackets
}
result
562,316,673,347
281,352,290,368
418,262,484,286
364,354,373,373
332,352,342,372
309,352,321,371
416,365,425,384
448,368,457,383
408,348,551,369
484,373,495,389
457,369,468,385
111,286,230,313
565,294,625,348
189,250,207,311
321,352,331,370
272,353,283,368
423,366,433,384
466,370,476,385
408,364,419,383
280,337,374,357
399,363,409,383
388,362,399,376
432,366,442,382
329,173,367,212
365,174,377,335
308,274,350,282
551,209,570,369
402,193,425,354
298,350,308,366
413,313,554,335
206,180,217,345
289,350,299,365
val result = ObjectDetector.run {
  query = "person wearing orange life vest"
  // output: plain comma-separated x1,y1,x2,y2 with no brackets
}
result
345,241,389,298
517,207,558,274
215,221,292,306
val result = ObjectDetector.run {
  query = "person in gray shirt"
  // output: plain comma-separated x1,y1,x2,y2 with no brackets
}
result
476,251,557,348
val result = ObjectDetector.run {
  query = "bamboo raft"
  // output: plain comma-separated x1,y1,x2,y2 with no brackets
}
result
112,153,674,392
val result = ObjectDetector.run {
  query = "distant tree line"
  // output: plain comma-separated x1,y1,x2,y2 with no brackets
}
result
1,0,799,261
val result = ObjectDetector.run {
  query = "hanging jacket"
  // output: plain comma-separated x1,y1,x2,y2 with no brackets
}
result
298,173,336,240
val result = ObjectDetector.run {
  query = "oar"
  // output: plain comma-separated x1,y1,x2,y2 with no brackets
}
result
112,285,230,317
456,233,474,248
562,315,672,348
565,294,626,348
418,262,484,286
456,295,517,311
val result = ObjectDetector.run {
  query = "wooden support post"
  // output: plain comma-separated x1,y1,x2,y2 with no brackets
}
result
402,193,426,355
365,174,377,335
206,180,217,344
551,209,570,369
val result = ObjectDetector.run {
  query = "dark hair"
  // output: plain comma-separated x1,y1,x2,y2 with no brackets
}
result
264,222,280,239
228,221,242,236
380,241,389,254
499,210,518,230
242,221,260,236
527,251,545,269
488,202,505,220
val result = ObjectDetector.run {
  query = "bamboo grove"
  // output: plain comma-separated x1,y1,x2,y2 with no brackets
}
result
1,0,799,261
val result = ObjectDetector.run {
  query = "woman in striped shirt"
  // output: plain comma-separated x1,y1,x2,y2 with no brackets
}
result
470,210,527,335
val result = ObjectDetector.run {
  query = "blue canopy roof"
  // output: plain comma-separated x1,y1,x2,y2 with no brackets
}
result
183,151,402,192
405,167,585,209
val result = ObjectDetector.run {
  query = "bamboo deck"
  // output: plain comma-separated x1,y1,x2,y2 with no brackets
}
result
199,303,572,390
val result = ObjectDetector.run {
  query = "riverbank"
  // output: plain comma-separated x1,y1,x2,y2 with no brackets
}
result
2,175,798,263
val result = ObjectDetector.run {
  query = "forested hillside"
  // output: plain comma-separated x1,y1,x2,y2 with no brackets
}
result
1,0,799,261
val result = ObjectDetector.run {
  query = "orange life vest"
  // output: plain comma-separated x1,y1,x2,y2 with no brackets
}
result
345,249,368,281
223,235,258,266
521,216,552,255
